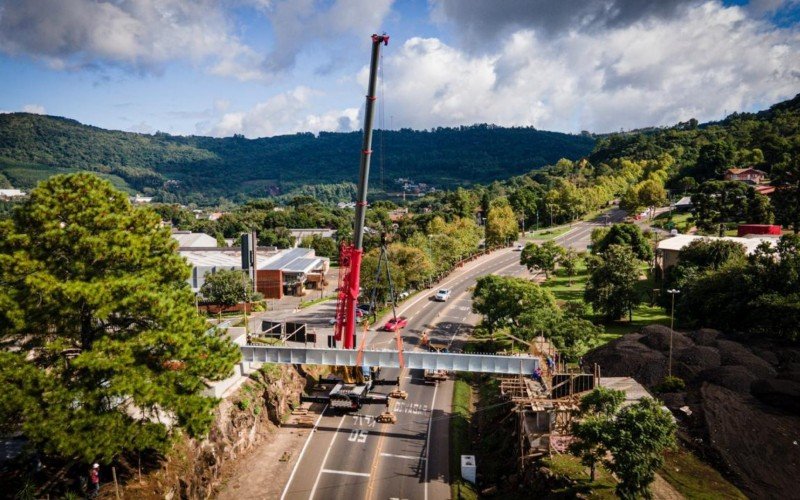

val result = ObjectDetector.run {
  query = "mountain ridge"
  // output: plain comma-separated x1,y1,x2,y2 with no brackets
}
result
0,113,594,204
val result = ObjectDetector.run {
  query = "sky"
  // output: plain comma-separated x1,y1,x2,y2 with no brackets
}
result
0,0,799,138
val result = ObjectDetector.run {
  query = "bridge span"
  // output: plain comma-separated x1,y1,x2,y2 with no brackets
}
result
241,345,539,375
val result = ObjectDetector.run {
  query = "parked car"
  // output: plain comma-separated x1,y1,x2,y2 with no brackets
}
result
514,243,524,251
434,289,451,302
383,316,408,332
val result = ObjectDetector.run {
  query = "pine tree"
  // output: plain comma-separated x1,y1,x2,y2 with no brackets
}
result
0,173,239,465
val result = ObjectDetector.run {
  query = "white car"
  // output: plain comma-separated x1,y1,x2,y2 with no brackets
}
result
434,289,451,302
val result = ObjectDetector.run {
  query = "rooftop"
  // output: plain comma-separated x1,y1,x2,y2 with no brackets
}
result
657,234,777,254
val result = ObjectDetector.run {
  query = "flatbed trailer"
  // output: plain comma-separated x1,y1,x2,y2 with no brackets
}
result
301,373,399,412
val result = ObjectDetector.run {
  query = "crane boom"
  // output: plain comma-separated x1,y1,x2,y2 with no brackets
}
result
335,33,389,349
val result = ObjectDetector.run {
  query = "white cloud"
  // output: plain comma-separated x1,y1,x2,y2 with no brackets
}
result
382,1,800,133
209,86,359,137
22,104,46,114
258,0,394,72
0,0,268,80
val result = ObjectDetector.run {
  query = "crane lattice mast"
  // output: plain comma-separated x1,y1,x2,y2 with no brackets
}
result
334,33,389,349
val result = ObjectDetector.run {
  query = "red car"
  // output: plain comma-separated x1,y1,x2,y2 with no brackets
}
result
383,316,408,332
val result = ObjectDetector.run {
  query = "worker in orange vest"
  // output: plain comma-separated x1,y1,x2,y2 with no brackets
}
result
420,331,429,348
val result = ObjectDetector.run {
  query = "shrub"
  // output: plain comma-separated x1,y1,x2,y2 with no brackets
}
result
655,376,686,393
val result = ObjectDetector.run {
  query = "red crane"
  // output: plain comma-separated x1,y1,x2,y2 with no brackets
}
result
334,33,389,350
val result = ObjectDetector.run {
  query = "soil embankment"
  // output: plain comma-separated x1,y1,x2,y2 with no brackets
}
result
119,364,307,499
585,325,800,499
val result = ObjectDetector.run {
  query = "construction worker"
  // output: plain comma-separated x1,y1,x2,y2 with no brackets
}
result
420,331,429,348
89,463,100,498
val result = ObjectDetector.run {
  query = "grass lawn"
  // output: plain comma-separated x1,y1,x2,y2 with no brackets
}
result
527,224,574,241
651,211,693,233
450,377,479,500
540,260,670,341
298,295,334,309
659,448,747,499
542,454,618,499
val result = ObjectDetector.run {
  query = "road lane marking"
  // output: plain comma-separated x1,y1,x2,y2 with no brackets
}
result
280,404,328,500
321,468,371,477
423,380,439,500
394,249,514,317
309,413,347,500
381,452,427,461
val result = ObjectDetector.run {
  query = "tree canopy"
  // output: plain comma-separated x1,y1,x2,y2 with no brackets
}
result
0,173,239,464
520,240,566,279
591,223,653,262
584,245,642,321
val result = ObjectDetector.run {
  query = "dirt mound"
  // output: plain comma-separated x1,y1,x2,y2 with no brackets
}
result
778,363,800,383
716,340,777,379
701,383,800,498
700,366,757,393
749,347,779,366
688,328,722,346
776,349,800,364
640,325,693,352
658,392,686,409
584,337,667,386
751,378,800,412
673,345,721,380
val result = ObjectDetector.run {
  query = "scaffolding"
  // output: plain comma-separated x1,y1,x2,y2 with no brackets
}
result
500,363,601,472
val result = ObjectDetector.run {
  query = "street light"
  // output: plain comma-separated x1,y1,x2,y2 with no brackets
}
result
667,289,680,377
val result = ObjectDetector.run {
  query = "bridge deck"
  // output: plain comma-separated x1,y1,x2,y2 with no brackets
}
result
241,345,539,375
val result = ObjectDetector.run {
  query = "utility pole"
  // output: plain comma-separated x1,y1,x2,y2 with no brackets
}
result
667,288,680,377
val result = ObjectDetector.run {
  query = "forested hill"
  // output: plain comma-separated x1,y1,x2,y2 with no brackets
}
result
0,113,594,204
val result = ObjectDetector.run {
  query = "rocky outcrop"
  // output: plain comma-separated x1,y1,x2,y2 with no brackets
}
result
584,327,800,499
121,364,306,499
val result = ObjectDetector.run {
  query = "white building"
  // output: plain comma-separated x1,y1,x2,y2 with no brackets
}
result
656,234,778,273
0,189,26,199
172,231,218,248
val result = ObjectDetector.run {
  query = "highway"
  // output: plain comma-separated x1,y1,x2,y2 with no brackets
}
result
278,210,620,499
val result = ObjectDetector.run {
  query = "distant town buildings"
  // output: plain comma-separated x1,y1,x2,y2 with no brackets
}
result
172,231,218,248
0,188,26,199
131,194,153,204
724,167,767,185
288,228,336,247
393,177,436,196
176,233,329,299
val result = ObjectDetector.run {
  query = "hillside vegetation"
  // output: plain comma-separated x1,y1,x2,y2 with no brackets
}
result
0,114,594,204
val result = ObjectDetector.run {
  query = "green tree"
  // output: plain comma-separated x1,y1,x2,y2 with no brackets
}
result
606,398,677,499
548,313,601,361
472,275,558,333
695,141,735,179
485,198,519,246
636,179,668,219
691,181,750,236
570,387,626,481
773,152,800,233
520,241,566,279
561,248,579,285
300,234,339,259
200,269,256,308
592,223,654,262
0,173,238,465
584,245,642,321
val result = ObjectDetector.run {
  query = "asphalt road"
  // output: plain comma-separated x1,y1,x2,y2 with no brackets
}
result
278,208,624,500
280,246,531,500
